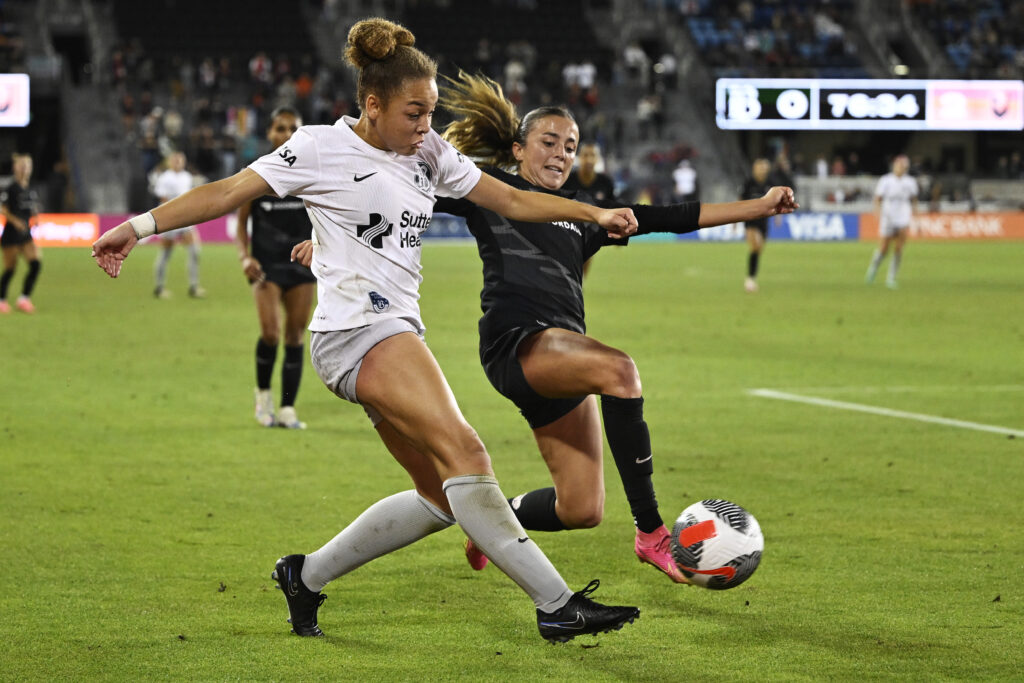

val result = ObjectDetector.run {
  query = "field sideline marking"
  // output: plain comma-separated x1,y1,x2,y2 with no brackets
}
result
748,388,1024,438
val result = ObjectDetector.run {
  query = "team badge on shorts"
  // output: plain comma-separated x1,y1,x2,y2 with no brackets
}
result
368,291,390,313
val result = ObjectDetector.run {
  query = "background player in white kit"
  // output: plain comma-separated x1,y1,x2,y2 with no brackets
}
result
152,152,205,299
92,18,640,643
866,154,919,289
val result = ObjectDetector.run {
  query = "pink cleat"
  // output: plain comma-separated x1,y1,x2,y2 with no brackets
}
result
464,538,489,571
15,296,34,314
0,300,10,314
635,525,691,584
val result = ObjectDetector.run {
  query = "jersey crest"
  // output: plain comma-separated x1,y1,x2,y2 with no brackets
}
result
368,291,390,313
413,161,433,191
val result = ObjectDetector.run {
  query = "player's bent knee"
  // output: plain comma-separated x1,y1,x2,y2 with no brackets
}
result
601,354,642,398
560,503,604,529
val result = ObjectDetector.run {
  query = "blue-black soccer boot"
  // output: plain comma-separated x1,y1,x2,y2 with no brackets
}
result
272,554,327,637
536,580,639,643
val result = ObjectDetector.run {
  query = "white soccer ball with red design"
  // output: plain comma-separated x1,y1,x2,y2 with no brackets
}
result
670,499,764,589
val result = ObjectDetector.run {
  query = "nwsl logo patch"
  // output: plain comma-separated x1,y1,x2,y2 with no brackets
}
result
368,291,390,313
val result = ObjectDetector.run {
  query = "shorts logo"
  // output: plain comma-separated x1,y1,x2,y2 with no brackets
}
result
356,213,393,249
413,161,433,191
368,291,390,313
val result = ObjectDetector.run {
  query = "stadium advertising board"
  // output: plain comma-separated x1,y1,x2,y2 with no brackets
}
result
0,213,98,247
0,73,30,127
860,212,1024,240
716,78,1024,130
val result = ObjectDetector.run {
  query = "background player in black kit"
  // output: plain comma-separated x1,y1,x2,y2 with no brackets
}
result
235,107,316,429
563,142,616,278
294,71,796,582
741,158,773,293
0,153,42,314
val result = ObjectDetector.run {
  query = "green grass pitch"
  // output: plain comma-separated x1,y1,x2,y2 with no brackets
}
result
0,240,1021,680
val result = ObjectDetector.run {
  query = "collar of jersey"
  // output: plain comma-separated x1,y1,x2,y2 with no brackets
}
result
336,115,402,159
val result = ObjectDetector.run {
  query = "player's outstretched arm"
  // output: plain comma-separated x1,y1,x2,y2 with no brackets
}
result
697,187,798,228
464,172,638,237
91,169,273,278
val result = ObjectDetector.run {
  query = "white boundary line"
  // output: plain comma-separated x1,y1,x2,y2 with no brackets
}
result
748,388,1024,438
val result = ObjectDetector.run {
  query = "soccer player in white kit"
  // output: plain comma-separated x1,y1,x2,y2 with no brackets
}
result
92,18,640,643
152,151,205,299
866,155,918,289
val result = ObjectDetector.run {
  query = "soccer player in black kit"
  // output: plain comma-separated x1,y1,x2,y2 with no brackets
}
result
741,158,773,293
0,154,42,314
235,107,316,429
294,72,795,582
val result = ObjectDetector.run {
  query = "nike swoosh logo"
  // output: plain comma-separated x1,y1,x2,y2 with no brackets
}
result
517,537,530,543
635,454,653,464
540,613,586,630
354,172,378,182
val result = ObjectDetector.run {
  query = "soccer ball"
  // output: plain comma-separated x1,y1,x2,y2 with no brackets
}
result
670,499,764,590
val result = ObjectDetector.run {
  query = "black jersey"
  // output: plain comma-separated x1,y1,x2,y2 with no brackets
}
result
249,195,313,266
741,178,773,230
563,171,617,205
433,167,701,343
1,181,40,224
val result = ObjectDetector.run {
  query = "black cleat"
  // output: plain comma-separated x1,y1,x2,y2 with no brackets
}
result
272,554,327,637
536,580,639,643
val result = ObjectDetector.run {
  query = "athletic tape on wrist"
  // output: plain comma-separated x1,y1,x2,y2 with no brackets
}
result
128,212,157,239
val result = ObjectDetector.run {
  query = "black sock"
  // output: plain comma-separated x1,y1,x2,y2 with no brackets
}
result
508,487,567,531
255,338,277,390
748,251,760,278
601,395,663,533
21,260,40,297
281,344,304,407
0,268,13,300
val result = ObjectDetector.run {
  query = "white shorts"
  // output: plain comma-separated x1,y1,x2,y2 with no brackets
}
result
879,217,909,238
159,225,197,241
309,316,423,425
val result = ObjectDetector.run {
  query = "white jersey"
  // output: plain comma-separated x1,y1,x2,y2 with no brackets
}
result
153,169,194,202
875,172,918,229
249,116,482,333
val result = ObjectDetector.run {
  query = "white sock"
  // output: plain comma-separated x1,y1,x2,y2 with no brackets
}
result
187,243,201,288
443,474,572,613
301,490,455,592
888,251,902,282
154,248,172,288
866,249,884,281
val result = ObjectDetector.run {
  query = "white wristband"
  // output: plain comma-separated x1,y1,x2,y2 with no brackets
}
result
128,211,157,239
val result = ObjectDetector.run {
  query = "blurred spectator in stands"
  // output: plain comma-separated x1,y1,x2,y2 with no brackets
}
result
505,56,528,107
771,151,795,190
654,51,677,90
198,57,218,93
830,155,847,177
846,151,862,175
159,110,186,158
928,160,974,210
623,41,649,88
1009,151,1023,179
815,154,828,179
672,158,699,203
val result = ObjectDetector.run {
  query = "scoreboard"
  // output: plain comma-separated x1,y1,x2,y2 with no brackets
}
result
716,78,1024,131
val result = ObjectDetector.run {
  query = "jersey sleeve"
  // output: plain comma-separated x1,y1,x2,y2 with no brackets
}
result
434,138,482,199
248,129,322,199
874,175,887,198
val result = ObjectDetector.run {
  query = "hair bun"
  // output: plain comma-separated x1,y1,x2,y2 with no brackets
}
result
345,18,416,69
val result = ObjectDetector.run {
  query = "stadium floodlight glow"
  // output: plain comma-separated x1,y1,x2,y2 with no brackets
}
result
715,78,1024,131
0,73,30,127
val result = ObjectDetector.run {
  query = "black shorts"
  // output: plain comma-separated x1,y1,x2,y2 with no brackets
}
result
480,323,586,429
746,221,768,238
252,261,316,291
1,227,33,248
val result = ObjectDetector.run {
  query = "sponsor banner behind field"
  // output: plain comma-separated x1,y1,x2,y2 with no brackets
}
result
672,213,858,241
0,213,99,246
860,212,1024,240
